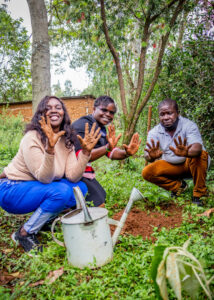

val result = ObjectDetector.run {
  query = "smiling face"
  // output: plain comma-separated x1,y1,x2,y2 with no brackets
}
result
45,98,64,132
158,104,179,130
92,103,116,126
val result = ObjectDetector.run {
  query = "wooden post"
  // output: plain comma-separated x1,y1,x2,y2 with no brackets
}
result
145,105,152,166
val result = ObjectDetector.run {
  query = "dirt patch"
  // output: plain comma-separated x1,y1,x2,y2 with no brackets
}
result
111,203,183,241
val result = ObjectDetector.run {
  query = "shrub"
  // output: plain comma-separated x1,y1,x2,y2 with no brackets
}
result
0,110,24,171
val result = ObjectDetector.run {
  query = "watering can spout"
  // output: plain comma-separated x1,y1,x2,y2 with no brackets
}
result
111,187,143,247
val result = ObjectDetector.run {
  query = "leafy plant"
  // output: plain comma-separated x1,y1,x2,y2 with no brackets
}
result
151,239,214,300
0,110,24,171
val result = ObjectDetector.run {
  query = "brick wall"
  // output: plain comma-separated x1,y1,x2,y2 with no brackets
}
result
0,95,95,122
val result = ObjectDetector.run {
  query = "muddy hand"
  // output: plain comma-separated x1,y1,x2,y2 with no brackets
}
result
39,116,65,148
169,136,192,157
77,122,101,153
144,139,163,160
106,124,122,150
123,133,141,156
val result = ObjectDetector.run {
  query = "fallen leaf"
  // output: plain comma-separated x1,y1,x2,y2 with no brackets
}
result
29,267,64,287
0,270,23,285
11,272,22,278
2,248,14,254
197,208,214,218
30,279,45,287
47,267,64,284
0,274,14,284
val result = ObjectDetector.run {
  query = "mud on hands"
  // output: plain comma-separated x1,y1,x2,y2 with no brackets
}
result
123,133,142,156
77,122,101,155
144,139,163,161
169,136,192,157
39,116,65,153
106,124,122,151
106,124,141,157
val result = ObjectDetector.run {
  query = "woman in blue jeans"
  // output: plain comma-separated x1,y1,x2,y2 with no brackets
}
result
0,96,101,253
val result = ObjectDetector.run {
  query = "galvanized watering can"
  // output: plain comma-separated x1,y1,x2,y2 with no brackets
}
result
51,187,143,269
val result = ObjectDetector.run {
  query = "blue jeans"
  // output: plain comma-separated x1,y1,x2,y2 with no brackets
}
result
0,178,87,234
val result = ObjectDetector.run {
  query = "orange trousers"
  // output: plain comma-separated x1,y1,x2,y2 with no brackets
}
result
142,151,208,197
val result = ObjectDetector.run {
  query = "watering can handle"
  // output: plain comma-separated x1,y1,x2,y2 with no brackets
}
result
73,186,93,223
51,217,65,247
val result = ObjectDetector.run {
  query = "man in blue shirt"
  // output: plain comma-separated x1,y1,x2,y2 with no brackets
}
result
142,98,209,206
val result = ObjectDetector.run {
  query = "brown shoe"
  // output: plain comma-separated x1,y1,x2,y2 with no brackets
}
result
171,180,188,197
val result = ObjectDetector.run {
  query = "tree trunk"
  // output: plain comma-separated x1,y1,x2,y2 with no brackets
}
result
27,0,51,112
176,11,188,48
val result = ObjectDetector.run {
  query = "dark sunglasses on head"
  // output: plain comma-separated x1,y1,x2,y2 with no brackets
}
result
98,107,116,115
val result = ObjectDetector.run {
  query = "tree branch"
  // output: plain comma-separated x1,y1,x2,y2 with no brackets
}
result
176,10,188,48
150,0,179,22
128,0,186,136
127,17,151,124
100,0,127,115
125,64,135,94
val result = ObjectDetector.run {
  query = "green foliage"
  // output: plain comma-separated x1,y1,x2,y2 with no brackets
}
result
0,111,24,171
48,0,198,143
0,174,213,299
0,111,213,299
151,240,213,299
94,156,174,212
151,245,168,299
154,2,214,158
0,4,32,102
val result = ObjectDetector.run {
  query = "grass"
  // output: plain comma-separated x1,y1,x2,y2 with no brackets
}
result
0,115,214,299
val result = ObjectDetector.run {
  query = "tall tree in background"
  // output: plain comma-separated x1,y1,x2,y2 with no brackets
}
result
51,0,197,143
27,0,51,111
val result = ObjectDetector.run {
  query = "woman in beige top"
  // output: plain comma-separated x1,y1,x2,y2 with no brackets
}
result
0,96,100,253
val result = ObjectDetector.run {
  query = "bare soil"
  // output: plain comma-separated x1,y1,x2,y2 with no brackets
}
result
111,203,183,242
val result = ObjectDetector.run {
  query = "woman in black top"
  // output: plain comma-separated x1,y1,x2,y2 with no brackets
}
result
72,95,141,206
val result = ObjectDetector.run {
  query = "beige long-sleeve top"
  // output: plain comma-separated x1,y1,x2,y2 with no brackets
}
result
4,130,90,183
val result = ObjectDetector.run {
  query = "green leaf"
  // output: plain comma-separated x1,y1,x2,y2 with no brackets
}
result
141,41,147,47
156,260,169,300
182,238,191,250
166,252,181,299
151,245,168,300
159,191,170,199
178,261,200,299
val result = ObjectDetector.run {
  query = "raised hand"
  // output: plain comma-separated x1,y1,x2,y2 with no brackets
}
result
39,116,65,148
106,124,122,150
169,136,192,157
77,122,101,154
145,139,163,160
123,133,141,156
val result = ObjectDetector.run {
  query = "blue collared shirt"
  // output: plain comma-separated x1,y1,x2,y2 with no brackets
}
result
146,116,206,164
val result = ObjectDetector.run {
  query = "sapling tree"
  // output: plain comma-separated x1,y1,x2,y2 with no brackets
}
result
151,239,213,299
48,0,198,143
